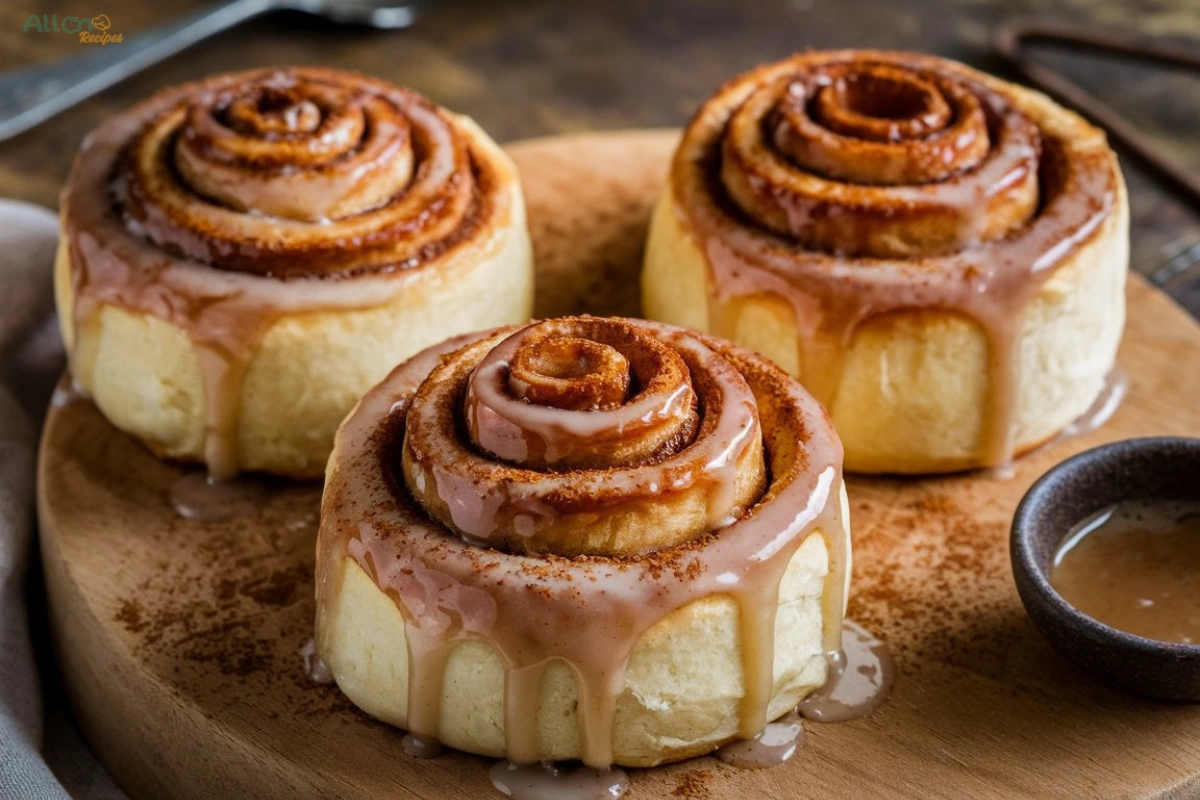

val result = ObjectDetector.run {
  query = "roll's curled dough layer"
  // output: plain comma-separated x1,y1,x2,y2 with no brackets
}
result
643,50,1128,474
315,317,851,767
57,67,533,479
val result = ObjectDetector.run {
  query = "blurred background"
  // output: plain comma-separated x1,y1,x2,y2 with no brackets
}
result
0,0,1198,305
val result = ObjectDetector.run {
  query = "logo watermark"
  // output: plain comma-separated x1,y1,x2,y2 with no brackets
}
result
23,13,123,44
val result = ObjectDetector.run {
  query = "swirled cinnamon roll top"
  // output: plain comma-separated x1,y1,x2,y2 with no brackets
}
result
400,317,774,556
676,49,1113,267
106,67,492,278
719,57,1041,258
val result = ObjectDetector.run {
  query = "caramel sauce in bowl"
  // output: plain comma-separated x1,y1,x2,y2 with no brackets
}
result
1011,437,1200,701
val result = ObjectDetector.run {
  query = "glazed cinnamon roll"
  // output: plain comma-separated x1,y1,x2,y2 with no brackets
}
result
315,317,850,767
643,51,1128,474
57,67,533,479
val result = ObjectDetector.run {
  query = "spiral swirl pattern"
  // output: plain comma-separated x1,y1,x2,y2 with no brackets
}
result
402,317,768,556
717,56,1042,258
116,67,485,277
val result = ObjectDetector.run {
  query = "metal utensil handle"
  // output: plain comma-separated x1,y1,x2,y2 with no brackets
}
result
0,0,274,143
994,19,1200,211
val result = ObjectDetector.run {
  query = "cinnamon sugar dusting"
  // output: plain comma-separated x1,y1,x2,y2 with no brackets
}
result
671,769,713,798
845,479,1026,682
100,466,352,719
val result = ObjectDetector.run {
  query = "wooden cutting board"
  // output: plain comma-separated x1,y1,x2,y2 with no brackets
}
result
38,130,1200,800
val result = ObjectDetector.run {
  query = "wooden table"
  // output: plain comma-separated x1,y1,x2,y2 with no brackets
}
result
35,130,1200,800
0,0,1198,306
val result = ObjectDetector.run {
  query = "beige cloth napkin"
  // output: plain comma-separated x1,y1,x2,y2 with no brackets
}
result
0,199,125,799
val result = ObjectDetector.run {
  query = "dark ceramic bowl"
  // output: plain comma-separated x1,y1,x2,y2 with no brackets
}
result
1011,437,1200,701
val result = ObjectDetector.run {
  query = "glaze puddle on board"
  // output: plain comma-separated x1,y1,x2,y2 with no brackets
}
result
716,711,806,769
798,620,895,723
170,472,265,521
300,638,334,685
50,380,86,408
489,760,629,800
717,620,892,770
402,734,445,759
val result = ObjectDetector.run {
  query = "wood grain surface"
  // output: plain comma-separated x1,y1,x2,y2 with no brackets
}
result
38,131,1200,800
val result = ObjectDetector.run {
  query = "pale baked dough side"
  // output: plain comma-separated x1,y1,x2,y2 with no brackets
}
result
317,490,848,767
56,119,534,479
642,81,1128,474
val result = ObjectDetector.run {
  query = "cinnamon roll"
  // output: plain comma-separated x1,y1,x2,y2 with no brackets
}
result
57,67,533,479
643,51,1128,474
315,317,850,767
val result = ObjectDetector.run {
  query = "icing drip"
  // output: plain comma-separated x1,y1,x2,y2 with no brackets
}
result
671,50,1119,468
300,637,334,685
315,318,852,769
62,67,506,480
982,367,1127,480
50,379,85,408
717,620,892,770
